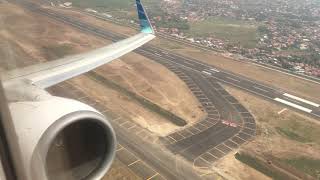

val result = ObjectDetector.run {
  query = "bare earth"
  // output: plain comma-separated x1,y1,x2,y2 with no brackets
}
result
215,153,271,180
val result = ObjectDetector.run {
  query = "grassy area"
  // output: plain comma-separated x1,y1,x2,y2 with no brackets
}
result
235,153,291,180
153,38,184,50
69,0,162,21
276,116,320,145
188,17,258,48
281,157,320,179
69,0,133,10
275,127,310,143
69,0,161,13
42,44,75,60
88,72,187,126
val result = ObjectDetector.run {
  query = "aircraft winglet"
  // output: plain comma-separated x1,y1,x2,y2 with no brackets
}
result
136,0,154,34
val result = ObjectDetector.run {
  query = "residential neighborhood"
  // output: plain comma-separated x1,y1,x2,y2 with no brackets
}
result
154,0,320,77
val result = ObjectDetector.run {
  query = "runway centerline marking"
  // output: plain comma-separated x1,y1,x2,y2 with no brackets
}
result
283,93,320,107
253,86,269,93
226,76,241,82
274,98,312,113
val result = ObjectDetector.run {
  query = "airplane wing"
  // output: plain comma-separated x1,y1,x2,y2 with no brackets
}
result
2,0,155,89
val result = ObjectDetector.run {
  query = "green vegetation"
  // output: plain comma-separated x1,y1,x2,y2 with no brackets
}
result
188,17,258,48
275,127,309,143
257,25,270,35
70,0,133,10
281,157,320,179
69,0,163,21
276,116,320,145
88,72,187,126
156,16,190,30
42,44,74,60
235,153,291,180
69,0,161,13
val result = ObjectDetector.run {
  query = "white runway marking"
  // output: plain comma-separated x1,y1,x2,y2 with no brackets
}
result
283,93,320,107
253,86,269,93
202,71,212,75
274,98,312,113
209,68,220,73
226,76,241,82
277,108,287,115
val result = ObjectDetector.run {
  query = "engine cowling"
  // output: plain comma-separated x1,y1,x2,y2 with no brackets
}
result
8,96,116,180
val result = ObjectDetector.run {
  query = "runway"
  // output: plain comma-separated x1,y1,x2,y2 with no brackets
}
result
138,46,320,120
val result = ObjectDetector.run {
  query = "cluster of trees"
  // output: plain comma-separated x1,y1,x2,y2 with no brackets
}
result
277,53,320,70
154,15,190,31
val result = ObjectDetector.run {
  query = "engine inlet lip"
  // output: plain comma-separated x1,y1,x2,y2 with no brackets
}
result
31,110,116,180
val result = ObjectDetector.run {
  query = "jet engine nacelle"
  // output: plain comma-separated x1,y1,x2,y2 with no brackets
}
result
8,96,116,180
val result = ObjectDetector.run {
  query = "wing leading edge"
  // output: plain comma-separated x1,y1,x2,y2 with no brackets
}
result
2,0,155,89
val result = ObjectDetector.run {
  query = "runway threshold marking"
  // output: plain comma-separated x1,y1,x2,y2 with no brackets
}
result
274,98,312,113
209,68,220,73
202,71,212,76
283,93,320,107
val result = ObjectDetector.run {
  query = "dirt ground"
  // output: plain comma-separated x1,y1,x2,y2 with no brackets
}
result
70,75,189,135
217,85,320,179
103,158,141,180
48,5,320,103
215,153,271,180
